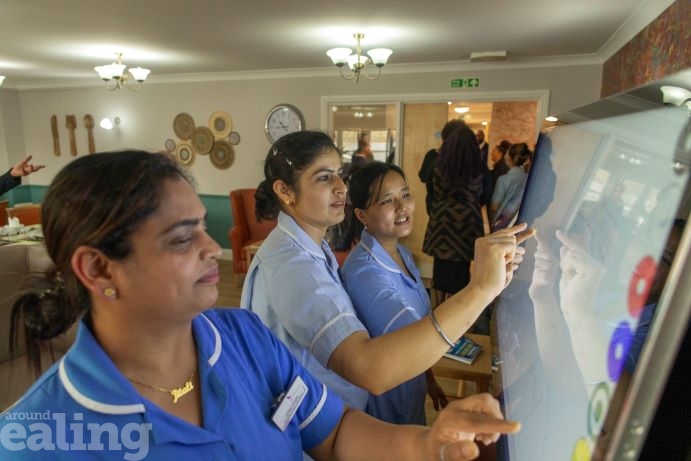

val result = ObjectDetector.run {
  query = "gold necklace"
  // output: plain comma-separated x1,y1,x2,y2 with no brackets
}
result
128,368,196,404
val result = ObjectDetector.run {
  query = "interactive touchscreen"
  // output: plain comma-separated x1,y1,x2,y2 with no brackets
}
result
494,75,690,461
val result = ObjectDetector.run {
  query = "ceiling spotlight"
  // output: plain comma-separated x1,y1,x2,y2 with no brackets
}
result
327,33,392,83
94,53,150,91
454,107,470,114
545,116,558,122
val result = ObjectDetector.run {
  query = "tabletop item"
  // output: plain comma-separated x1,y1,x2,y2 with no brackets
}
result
209,139,235,169
191,126,214,154
50,115,61,156
173,113,195,140
209,111,233,139
83,114,96,154
66,114,78,156
175,142,195,166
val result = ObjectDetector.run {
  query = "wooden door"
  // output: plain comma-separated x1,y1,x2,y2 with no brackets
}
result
400,103,448,277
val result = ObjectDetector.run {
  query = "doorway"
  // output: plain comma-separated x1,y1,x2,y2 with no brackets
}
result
400,99,542,276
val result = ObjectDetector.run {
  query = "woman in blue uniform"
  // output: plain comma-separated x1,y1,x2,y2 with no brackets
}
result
341,161,447,424
242,131,533,421
1,150,520,460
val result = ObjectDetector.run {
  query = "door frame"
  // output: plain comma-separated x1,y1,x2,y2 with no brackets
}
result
321,89,550,164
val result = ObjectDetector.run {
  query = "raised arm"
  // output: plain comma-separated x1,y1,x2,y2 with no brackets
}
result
329,224,534,394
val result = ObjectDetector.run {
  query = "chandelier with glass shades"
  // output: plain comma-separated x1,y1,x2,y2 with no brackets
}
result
94,53,150,91
326,33,392,83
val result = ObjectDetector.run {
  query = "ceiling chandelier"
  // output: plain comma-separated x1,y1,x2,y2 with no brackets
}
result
94,53,150,91
326,33,392,83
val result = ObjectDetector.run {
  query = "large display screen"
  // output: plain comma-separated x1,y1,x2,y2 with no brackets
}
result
495,72,691,460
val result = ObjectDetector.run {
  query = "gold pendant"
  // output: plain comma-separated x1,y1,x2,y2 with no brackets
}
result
170,379,194,404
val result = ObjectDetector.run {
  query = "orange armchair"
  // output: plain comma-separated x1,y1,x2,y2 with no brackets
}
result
228,189,277,284
6,204,41,226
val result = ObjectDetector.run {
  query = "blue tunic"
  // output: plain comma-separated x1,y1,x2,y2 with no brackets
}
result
342,230,432,424
491,166,528,230
241,212,369,411
0,309,343,460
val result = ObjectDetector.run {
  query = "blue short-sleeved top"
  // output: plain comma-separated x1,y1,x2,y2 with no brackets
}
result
0,309,343,460
491,166,528,229
341,230,432,424
241,212,369,410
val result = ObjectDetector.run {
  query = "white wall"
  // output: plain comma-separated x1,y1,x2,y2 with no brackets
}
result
4,62,602,194
0,90,26,173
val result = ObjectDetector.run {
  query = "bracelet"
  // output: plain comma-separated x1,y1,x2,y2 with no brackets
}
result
429,310,455,347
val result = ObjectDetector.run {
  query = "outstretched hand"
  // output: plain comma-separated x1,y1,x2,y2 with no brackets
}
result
471,224,536,299
556,230,605,318
10,155,45,178
426,393,521,460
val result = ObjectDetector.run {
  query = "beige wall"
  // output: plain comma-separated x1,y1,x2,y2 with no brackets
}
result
1,63,602,194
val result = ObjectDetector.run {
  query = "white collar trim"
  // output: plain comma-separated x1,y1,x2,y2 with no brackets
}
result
59,358,146,415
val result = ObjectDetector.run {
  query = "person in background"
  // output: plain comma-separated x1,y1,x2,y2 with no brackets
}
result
476,130,489,164
489,143,532,231
423,121,488,305
490,140,512,187
241,130,532,425
0,154,45,196
341,161,456,425
2,150,521,460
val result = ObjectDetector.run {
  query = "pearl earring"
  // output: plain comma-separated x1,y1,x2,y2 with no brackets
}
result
103,287,117,299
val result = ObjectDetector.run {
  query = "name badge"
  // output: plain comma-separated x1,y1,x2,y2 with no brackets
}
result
271,376,308,431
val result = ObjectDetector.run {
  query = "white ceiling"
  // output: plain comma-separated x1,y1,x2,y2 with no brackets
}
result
0,0,673,89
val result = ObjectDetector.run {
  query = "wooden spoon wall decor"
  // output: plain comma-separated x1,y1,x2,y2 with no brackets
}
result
83,114,96,154
50,115,61,156
66,115,78,156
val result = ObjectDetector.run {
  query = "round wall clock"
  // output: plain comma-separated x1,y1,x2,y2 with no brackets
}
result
264,104,304,143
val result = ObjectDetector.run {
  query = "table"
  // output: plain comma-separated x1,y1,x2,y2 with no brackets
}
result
0,224,43,247
431,333,493,394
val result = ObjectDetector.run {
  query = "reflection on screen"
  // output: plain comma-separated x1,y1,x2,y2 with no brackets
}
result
496,101,690,460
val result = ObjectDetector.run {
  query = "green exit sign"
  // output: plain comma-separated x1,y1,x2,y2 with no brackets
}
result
451,78,480,88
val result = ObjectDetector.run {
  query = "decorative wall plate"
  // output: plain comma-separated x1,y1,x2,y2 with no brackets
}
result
164,138,176,152
209,111,233,139
175,142,195,166
209,140,235,169
173,113,195,140
228,131,241,145
191,126,214,154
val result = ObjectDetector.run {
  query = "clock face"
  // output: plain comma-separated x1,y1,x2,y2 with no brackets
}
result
265,104,304,143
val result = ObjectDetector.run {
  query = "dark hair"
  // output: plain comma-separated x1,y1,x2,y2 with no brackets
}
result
10,150,191,375
437,120,485,187
346,161,407,242
507,142,532,166
497,140,511,155
255,130,338,221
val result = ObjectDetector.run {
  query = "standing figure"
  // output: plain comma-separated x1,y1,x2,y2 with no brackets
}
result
423,121,487,303
342,161,448,425
489,143,532,231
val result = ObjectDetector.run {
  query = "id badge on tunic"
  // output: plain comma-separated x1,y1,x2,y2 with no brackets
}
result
271,376,308,431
